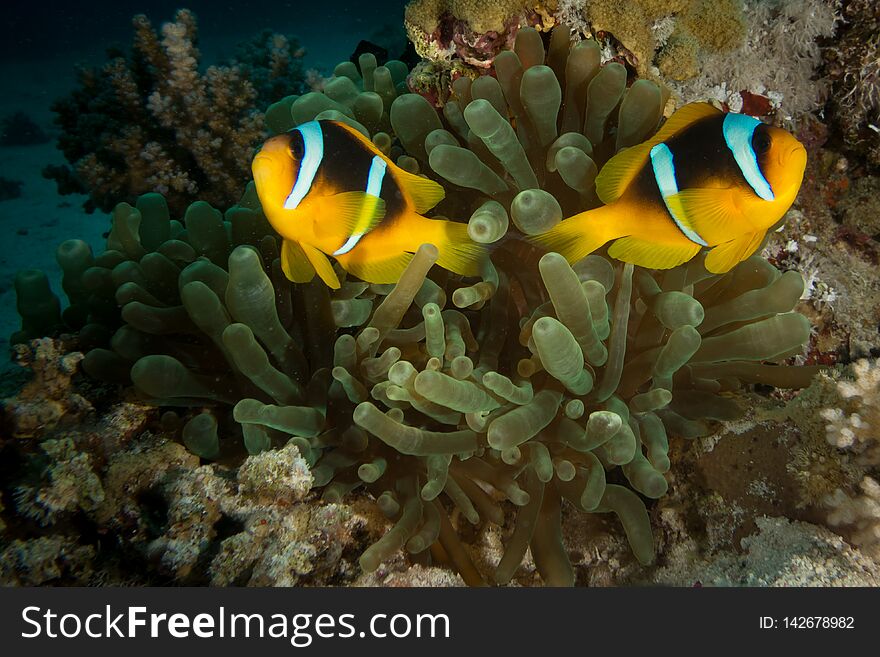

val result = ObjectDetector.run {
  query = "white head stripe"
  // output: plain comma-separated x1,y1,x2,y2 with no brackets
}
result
722,113,774,201
650,143,708,246
284,121,323,210
366,155,387,197
333,155,388,256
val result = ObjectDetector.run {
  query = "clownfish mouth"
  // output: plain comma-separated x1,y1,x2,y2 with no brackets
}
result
782,143,807,167
252,153,285,177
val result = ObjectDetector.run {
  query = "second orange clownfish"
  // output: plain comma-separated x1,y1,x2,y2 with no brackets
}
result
531,102,808,273
252,119,484,289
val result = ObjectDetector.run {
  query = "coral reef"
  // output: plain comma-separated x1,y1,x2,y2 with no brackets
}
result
0,337,379,586
405,1,551,69
765,151,880,361
653,516,880,586
821,0,880,169
664,0,840,125
8,25,826,586
230,30,308,109
2,338,92,438
820,358,880,559
0,537,96,586
42,9,305,216
822,358,880,463
406,0,839,126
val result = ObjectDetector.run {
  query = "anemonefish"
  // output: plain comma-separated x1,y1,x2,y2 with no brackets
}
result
252,119,483,289
530,102,808,273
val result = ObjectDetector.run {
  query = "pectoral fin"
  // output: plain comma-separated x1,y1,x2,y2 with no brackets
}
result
280,240,316,283
312,191,387,242
666,187,744,246
704,231,765,273
300,242,342,289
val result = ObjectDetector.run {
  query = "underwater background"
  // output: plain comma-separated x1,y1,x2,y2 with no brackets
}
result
1,0,879,587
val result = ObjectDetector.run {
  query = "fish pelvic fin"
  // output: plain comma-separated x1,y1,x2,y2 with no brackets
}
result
300,241,342,289
527,204,622,264
281,239,317,283
704,231,766,273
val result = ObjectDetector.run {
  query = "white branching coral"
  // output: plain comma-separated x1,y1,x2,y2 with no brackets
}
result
821,358,880,560
665,0,840,124
821,358,880,463
826,476,880,560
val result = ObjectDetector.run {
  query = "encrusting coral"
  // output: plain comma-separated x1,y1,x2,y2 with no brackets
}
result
42,9,308,216
11,25,822,585
406,0,840,126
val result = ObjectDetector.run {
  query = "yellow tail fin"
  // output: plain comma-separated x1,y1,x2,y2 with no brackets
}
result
527,205,620,264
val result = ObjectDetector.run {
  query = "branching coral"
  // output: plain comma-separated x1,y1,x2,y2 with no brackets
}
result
667,0,840,124
14,26,819,585
822,358,880,463
230,30,308,109
821,358,880,558
43,9,290,215
2,338,92,437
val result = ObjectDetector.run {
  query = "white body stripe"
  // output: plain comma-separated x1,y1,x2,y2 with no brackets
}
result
649,143,709,246
722,113,774,201
284,121,323,210
333,155,388,256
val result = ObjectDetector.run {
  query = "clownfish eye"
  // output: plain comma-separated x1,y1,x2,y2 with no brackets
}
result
289,136,304,160
752,129,771,155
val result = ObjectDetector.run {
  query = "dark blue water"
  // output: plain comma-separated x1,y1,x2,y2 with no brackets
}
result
0,0,412,370
3,0,410,71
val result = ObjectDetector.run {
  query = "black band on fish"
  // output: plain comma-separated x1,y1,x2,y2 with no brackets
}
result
650,142,709,246
333,155,388,256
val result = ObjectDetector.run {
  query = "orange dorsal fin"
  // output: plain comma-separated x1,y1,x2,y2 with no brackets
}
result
595,102,722,205
650,102,722,143
393,168,446,214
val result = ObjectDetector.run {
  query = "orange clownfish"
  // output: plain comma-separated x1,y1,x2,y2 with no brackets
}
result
252,119,483,288
530,102,808,273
